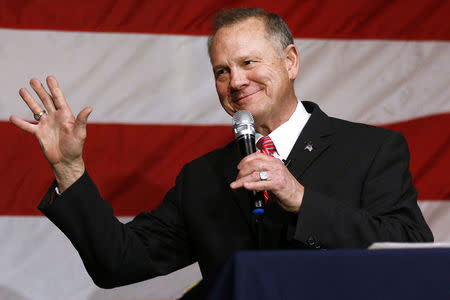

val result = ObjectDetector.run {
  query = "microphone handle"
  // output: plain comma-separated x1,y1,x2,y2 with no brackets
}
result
236,135,265,216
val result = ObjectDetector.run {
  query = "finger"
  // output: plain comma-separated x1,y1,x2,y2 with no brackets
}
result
19,88,46,116
74,106,93,136
231,171,262,189
9,115,37,134
237,159,276,179
237,152,275,171
29,78,55,113
238,152,268,166
242,180,272,191
46,76,70,110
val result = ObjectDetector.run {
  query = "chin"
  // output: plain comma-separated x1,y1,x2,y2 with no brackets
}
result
242,103,262,117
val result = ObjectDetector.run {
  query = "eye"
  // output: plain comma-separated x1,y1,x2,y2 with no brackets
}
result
215,68,228,79
244,60,254,65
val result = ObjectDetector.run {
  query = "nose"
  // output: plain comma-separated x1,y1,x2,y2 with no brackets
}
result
229,68,249,90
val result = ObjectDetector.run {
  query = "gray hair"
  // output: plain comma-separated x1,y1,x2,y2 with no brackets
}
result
207,7,294,58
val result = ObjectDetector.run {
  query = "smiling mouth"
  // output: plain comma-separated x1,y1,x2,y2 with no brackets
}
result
233,89,262,103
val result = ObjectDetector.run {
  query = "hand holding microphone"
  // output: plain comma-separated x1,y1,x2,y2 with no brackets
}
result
231,110,305,214
231,110,266,215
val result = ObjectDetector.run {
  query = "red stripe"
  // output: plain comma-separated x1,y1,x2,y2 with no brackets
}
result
381,113,450,201
0,0,449,40
1,113,449,216
1,122,233,216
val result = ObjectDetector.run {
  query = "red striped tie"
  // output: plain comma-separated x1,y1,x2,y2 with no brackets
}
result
257,136,276,202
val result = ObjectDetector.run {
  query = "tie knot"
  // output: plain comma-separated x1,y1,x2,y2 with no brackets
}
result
257,136,276,156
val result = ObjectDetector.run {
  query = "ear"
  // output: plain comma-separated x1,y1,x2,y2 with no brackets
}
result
283,44,299,81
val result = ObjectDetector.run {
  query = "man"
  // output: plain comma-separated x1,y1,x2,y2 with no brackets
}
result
10,8,433,288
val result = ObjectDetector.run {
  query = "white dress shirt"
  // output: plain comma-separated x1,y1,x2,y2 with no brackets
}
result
255,100,311,160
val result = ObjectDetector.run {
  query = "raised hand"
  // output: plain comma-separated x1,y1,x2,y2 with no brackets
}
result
10,76,92,192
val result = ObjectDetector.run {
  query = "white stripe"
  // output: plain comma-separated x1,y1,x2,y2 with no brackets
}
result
0,216,201,300
1,29,449,124
418,201,450,242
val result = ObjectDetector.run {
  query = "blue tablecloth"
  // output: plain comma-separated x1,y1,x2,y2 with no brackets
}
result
182,248,450,299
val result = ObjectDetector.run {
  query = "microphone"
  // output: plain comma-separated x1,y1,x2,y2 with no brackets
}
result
232,110,265,216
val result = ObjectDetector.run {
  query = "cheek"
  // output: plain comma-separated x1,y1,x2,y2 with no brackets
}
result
250,66,277,89
215,82,227,99
249,67,267,82
264,67,287,94
215,83,234,114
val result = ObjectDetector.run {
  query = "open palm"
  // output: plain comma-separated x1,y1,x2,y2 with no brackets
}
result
10,76,92,191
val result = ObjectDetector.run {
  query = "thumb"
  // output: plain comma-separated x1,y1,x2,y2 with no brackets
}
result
74,106,93,134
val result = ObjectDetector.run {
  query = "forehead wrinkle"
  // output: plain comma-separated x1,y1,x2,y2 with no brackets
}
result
212,36,266,65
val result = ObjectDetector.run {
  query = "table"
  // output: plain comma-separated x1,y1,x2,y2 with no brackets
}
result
182,248,450,299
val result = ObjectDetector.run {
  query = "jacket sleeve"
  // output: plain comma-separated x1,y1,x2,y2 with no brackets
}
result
293,130,433,249
38,169,193,288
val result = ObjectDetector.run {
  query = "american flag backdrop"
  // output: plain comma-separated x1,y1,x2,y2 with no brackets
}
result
1,0,449,299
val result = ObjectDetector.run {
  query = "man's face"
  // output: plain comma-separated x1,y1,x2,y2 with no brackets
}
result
210,17,294,127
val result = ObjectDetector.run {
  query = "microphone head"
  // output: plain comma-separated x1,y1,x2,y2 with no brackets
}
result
232,110,255,139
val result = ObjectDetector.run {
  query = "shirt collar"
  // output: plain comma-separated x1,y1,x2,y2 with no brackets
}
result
255,100,311,160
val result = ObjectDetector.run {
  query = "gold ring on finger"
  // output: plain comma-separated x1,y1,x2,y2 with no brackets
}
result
34,110,46,121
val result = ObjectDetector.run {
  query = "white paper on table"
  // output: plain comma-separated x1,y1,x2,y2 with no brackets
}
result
368,242,450,249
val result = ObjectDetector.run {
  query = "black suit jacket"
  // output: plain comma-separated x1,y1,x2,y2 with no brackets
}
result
38,101,433,288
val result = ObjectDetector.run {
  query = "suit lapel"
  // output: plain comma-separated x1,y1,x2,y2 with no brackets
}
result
286,101,335,181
